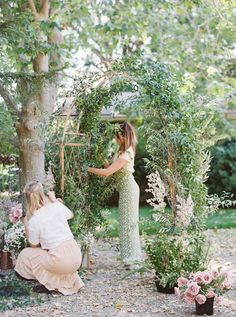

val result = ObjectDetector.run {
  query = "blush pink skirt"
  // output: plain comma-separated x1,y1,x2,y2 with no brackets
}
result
15,239,84,295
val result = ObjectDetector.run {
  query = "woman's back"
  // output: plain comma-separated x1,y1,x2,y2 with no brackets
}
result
28,202,73,250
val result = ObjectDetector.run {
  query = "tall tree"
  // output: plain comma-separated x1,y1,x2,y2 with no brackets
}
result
0,0,64,188
72,0,236,108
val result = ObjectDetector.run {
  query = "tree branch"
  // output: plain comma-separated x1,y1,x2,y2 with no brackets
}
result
28,0,39,20
0,82,19,116
40,0,50,19
91,48,111,69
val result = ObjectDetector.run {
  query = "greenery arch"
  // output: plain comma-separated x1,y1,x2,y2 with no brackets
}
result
48,55,220,235
46,56,221,277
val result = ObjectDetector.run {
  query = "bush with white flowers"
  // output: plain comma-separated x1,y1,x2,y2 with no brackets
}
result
3,222,26,259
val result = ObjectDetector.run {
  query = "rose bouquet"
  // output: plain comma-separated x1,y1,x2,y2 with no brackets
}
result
8,204,23,224
0,200,26,262
175,270,231,315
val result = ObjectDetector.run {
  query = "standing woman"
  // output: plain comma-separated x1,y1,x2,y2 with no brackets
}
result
15,181,84,295
88,122,141,265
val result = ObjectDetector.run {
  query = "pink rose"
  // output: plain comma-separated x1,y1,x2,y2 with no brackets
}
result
174,287,181,297
13,207,22,218
220,272,229,279
206,290,216,298
223,281,231,289
183,292,195,304
212,271,219,278
202,272,213,284
9,204,22,223
9,214,17,224
196,294,207,305
194,272,204,284
187,282,200,296
177,277,188,287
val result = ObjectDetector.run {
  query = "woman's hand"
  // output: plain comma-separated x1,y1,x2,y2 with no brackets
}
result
48,191,63,203
87,167,94,173
21,216,28,226
103,161,110,168
48,191,57,202
21,217,29,240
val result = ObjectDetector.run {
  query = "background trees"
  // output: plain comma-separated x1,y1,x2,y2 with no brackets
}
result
0,0,235,192
73,0,236,108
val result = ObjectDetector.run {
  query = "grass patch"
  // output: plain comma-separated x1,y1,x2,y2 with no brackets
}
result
0,272,45,312
95,207,236,238
206,209,236,229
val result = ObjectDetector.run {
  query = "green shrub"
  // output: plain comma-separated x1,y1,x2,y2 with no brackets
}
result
0,273,44,312
207,139,236,196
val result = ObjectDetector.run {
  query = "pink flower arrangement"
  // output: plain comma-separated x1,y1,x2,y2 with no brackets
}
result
8,204,23,224
175,270,231,305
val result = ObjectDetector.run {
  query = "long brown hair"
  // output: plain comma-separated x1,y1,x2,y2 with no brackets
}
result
116,121,137,153
23,181,46,219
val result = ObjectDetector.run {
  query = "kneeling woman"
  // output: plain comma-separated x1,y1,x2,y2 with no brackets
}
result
15,181,84,295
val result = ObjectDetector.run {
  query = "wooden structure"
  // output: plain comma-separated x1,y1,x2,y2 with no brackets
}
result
58,97,94,270
59,97,85,196
58,94,131,196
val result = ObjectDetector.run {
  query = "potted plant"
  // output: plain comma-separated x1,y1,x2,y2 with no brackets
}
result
175,270,231,315
145,230,207,293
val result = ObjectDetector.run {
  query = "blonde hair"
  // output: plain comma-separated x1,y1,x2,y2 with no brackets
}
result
23,181,46,218
116,121,137,153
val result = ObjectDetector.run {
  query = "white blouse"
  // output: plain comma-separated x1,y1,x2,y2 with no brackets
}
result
28,202,73,250
116,146,135,173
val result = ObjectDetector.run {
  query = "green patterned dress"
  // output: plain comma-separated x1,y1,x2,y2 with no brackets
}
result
114,147,142,264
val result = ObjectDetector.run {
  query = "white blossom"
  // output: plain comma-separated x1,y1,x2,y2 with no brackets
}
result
81,232,94,247
146,172,166,212
3,222,26,259
175,194,194,227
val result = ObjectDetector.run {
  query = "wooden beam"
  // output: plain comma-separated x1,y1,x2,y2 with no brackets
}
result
224,110,236,121
64,143,85,147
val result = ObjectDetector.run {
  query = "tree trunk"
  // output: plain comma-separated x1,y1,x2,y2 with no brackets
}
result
16,80,57,189
0,1,63,190
15,1,62,190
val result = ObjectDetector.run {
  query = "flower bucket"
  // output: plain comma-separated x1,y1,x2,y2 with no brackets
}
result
195,297,214,316
0,251,14,271
154,275,176,294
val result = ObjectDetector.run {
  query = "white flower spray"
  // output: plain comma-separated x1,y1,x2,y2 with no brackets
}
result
146,171,194,229
3,222,26,259
175,194,194,227
146,172,166,212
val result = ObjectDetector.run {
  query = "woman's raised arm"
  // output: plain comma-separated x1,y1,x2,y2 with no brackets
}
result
88,158,128,177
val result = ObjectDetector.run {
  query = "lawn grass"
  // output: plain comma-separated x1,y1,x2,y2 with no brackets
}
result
95,206,236,238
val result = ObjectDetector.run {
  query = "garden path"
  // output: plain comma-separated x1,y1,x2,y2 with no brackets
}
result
2,228,236,317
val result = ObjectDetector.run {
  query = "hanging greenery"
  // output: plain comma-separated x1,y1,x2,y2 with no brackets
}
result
113,55,222,225
111,54,223,287
46,72,132,238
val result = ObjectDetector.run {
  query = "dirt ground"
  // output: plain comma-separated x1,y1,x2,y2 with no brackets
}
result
2,228,236,317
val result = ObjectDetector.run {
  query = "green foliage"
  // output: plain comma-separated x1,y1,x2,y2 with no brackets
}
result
207,139,236,196
115,55,219,223
0,273,44,312
111,54,218,286
0,165,19,193
145,232,207,287
46,73,132,236
0,103,17,156
73,0,236,112
95,207,236,239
